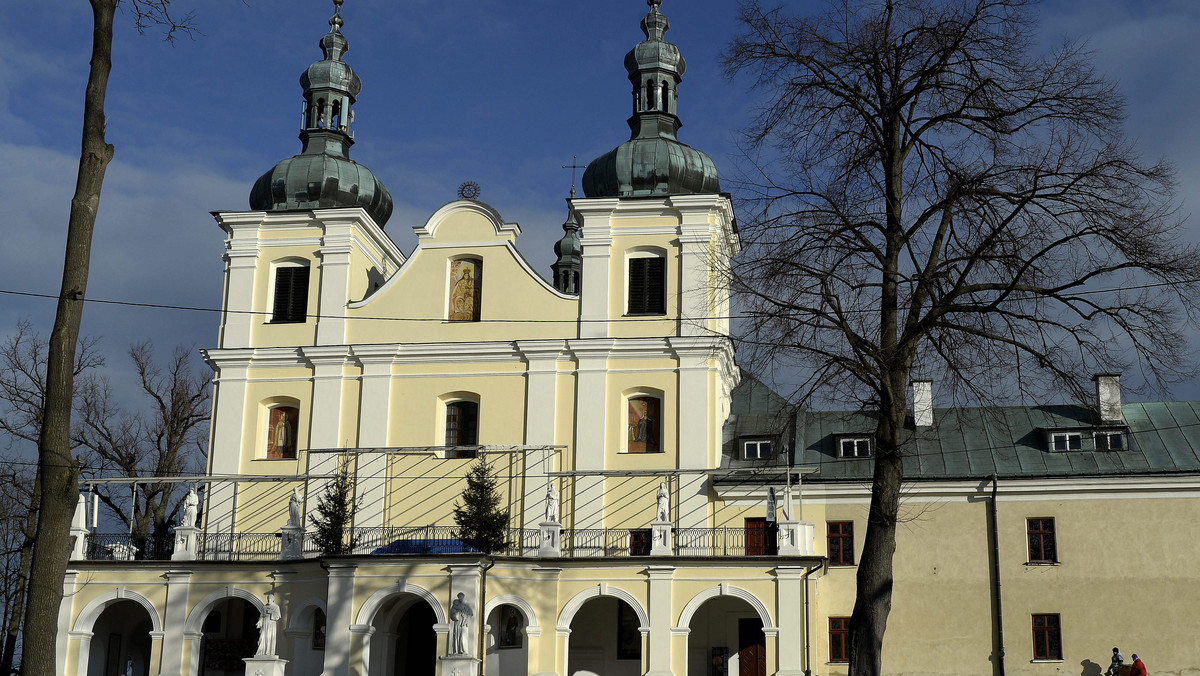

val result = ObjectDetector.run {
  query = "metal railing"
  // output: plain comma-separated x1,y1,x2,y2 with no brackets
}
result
199,532,282,561
85,533,174,561
676,527,756,557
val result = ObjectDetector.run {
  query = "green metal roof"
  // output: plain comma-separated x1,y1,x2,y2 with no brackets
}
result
795,402,1200,481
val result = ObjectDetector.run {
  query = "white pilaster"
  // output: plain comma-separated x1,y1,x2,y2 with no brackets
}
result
205,354,251,530
305,348,352,450
215,213,264,350
674,348,712,530
574,199,617,339
314,227,353,345
159,571,192,676
571,346,611,531
356,350,395,448
646,566,675,676
774,567,807,676
321,563,357,676
58,571,78,676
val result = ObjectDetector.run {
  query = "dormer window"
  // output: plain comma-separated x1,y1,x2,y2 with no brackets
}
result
1050,432,1083,452
742,439,772,460
1095,431,1125,451
838,437,872,458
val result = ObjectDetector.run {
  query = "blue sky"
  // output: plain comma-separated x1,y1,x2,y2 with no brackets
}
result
2,0,1199,410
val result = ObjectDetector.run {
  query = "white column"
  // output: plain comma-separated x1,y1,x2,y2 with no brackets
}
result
59,571,78,675
321,563,357,676
774,567,807,676
314,228,353,346
206,356,251,530
306,349,352,450
646,566,675,676
159,571,192,676
217,216,263,349
519,342,563,531
674,350,712,530
67,631,92,676
571,348,611,531
574,200,616,339
676,232,712,338
356,351,394,448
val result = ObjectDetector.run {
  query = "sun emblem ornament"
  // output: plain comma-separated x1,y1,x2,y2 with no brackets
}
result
457,181,481,200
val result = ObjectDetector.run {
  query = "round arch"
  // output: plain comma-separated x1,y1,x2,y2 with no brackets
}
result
72,587,163,634
285,596,328,632
183,586,265,634
354,580,447,626
483,594,539,635
557,584,648,631
677,584,774,630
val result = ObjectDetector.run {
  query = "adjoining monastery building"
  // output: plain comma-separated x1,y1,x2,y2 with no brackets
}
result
59,2,1200,676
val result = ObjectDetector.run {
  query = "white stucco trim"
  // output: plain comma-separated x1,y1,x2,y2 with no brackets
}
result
183,586,265,634
72,586,164,634
354,580,447,626
556,584,648,631
484,595,539,635
676,584,775,630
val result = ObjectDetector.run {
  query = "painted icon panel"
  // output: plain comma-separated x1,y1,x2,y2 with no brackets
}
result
449,258,482,322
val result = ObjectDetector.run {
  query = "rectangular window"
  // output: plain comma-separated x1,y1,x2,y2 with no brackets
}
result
445,401,479,447
744,518,778,556
1051,432,1082,451
742,439,772,460
1095,431,1124,451
272,266,310,323
1027,518,1057,563
829,617,850,663
627,256,666,315
838,437,872,458
827,521,854,566
1032,614,1062,660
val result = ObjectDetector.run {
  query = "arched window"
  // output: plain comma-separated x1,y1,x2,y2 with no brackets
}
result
271,260,310,324
660,81,670,111
626,396,661,454
446,401,479,447
331,100,342,130
626,250,666,315
448,258,483,322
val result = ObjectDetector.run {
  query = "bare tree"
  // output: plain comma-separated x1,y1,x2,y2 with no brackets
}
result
723,1,1200,674
76,343,210,556
0,462,33,676
25,1,195,673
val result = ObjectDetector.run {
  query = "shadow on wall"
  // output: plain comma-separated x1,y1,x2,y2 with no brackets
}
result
1082,659,1103,676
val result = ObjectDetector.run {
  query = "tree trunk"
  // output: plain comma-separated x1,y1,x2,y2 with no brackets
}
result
0,482,40,676
21,1,116,673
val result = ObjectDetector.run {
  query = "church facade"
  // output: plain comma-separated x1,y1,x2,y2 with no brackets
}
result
57,2,1200,676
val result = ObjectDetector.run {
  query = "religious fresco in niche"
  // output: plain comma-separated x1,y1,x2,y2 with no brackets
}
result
267,406,299,459
627,397,660,453
449,258,482,322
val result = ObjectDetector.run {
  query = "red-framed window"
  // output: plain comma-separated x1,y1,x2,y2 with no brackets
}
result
829,617,850,663
1027,518,1057,563
827,521,854,566
1032,614,1062,660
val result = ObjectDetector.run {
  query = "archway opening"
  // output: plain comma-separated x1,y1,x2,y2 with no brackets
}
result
198,597,260,676
686,596,765,676
288,605,327,676
567,597,641,676
86,600,153,676
485,604,528,676
367,594,438,676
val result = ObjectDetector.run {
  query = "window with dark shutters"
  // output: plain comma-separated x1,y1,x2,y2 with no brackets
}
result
627,256,666,315
445,401,479,447
272,266,310,323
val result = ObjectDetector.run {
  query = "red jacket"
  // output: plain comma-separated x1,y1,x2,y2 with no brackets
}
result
1131,658,1147,676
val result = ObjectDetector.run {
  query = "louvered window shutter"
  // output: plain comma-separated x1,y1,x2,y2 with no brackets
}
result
272,266,310,323
628,257,665,315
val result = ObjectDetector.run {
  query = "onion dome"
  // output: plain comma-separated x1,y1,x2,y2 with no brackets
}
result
249,1,394,227
551,208,582,294
582,0,720,198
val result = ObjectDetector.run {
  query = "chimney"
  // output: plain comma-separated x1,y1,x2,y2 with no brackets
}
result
911,379,934,428
1094,373,1122,423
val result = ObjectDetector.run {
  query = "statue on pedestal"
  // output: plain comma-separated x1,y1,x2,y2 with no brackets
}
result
181,486,199,527
449,592,473,655
656,482,669,522
256,593,282,656
545,482,560,523
287,487,302,528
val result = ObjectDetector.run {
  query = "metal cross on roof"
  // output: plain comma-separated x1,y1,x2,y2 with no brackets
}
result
561,155,585,198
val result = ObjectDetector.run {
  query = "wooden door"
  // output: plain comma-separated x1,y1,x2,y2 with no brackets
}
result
744,518,778,555
738,618,766,676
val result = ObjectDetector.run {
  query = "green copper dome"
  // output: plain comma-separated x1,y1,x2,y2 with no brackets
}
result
582,0,720,198
249,3,393,227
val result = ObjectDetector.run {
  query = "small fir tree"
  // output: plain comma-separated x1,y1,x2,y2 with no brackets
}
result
310,457,359,555
453,456,510,554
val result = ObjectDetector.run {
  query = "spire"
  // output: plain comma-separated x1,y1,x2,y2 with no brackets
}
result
551,207,582,295
248,0,393,226
581,0,720,197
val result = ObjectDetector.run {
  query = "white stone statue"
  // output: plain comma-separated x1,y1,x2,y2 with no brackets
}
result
545,481,560,523
449,592,473,655
287,487,302,528
656,482,669,522
781,484,794,522
255,593,282,656
180,486,199,528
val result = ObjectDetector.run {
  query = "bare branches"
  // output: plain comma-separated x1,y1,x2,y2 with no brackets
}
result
121,0,200,43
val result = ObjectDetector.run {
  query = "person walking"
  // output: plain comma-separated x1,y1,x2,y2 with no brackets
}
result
1108,647,1124,676
1130,654,1147,676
